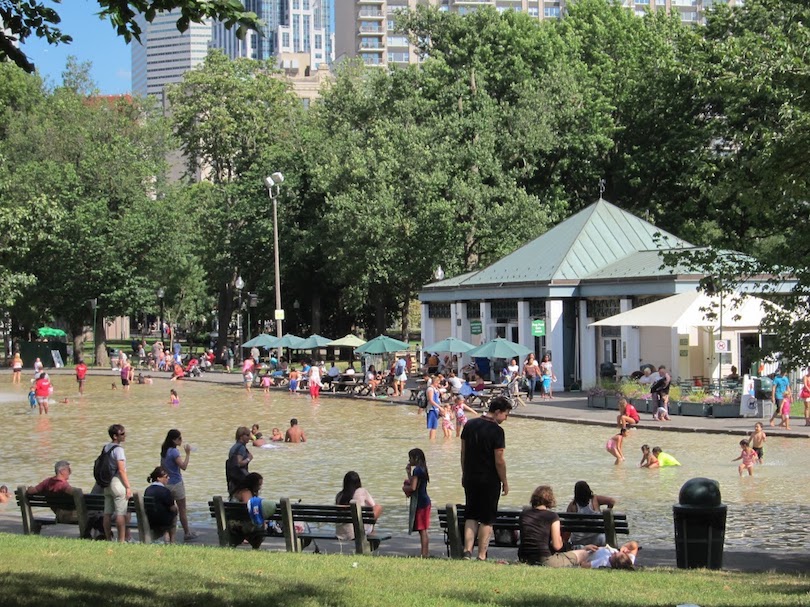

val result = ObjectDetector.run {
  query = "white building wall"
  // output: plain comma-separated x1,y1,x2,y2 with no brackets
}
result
546,299,564,392
579,300,597,388
620,298,640,377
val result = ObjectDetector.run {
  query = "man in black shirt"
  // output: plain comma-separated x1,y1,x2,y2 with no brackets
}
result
460,396,512,560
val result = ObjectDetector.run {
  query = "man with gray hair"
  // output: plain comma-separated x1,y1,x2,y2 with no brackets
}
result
27,460,76,522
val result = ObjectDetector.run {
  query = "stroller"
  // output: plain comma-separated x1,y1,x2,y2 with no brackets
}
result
184,357,202,378
504,374,527,407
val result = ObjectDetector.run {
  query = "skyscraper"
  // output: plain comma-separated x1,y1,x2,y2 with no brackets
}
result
131,11,213,104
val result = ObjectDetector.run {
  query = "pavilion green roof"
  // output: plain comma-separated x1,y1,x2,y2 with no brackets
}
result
430,199,693,288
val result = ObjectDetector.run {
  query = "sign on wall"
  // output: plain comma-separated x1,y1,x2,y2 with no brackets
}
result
470,320,482,335
531,319,546,337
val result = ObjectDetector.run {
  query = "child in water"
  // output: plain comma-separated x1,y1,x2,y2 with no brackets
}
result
749,422,766,463
28,387,37,410
441,405,454,438
404,448,431,558
733,439,759,476
606,428,626,465
452,396,479,438
652,447,681,467
168,389,180,406
261,373,272,394
270,428,284,442
639,444,659,468
778,395,791,430
288,368,300,393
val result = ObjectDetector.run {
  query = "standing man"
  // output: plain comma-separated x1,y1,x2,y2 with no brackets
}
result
75,359,88,395
650,365,671,416
460,396,512,560
770,368,791,427
226,426,252,497
102,424,132,542
285,418,307,443
393,355,408,397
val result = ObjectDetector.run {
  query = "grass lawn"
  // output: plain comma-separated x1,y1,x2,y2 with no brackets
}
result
0,534,807,607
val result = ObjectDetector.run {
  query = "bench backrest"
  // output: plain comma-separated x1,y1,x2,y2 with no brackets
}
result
80,490,154,543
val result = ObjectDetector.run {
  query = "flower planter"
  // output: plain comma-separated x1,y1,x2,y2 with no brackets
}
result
679,401,710,417
632,398,653,414
712,403,740,419
667,401,681,416
587,395,607,409
605,396,621,411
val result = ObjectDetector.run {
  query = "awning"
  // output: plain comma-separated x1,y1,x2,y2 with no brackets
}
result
589,291,773,329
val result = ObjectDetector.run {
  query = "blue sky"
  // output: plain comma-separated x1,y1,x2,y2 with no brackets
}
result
20,1,132,94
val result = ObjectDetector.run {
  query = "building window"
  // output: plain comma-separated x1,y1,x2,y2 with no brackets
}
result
387,35,408,47
529,299,546,318
388,51,409,63
489,300,518,321
429,303,451,319
466,302,481,319
544,7,561,18
315,35,322,50
282,32,290,47
528,7,539,17
587,299,621,320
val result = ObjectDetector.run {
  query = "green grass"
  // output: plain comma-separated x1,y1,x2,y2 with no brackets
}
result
0,534,807,606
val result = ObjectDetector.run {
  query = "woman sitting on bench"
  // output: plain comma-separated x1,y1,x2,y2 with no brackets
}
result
335,471,382,541
230,473,277,549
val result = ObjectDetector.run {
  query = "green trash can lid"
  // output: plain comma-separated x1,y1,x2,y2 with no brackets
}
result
678,477,722,507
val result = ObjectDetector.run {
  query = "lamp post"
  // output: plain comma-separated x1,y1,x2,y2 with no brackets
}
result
265,172,285,359
248,292,258,343
235,275,245,362
293,299,300,334
156,287,165,345
434,266,445,281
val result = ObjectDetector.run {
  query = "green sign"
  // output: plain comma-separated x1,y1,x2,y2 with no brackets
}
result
470,320,482,335
531,319,546,337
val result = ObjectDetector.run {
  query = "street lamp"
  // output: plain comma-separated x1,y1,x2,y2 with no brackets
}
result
434,266,445,281
235,275,245,361
265,172,285,358
156,287,165,345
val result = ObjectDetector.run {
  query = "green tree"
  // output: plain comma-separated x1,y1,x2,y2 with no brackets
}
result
167,50,302,348
0,0,260,73
3,62,170,364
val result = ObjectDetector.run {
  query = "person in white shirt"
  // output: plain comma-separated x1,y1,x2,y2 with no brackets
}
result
638,367,660,386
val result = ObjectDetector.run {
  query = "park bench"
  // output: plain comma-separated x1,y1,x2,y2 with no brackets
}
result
17,486,154,543
209,496,391,555
438,503,629,559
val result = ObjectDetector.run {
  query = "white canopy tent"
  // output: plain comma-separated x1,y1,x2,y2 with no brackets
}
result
589,291,773,330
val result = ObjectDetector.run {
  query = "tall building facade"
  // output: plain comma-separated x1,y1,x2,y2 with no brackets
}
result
334,0,745,68
213,0,334,69
131,11,213,104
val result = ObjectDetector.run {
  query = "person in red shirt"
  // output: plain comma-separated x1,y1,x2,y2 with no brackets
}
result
617,398,640,429
75,359,88,394
34,372,52,415
27,460,76,522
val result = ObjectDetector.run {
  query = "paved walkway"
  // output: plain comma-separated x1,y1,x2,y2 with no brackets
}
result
3,368,808,573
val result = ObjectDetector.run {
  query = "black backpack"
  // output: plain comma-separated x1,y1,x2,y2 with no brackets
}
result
93,444,119,488
416,390,428,409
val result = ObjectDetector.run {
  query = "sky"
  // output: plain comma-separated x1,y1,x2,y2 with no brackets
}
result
20,1,132,94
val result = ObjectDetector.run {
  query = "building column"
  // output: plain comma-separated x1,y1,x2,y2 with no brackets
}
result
579,300,597,388
456,302,470,369
517,300,532,353
479,301,491,345
420,302,434,367
620,298,640,378
546,299,564,391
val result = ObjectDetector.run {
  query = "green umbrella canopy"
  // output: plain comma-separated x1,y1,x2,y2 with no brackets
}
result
466,338,532,360
423,337,475,353
328,334,367,348
355,335,410,355
297,334,333,349
242,334,279,349
274,333,306,349
37,327,67,338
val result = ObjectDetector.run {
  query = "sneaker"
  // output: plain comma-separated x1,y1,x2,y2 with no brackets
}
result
184,530,199,542
462,550,472,560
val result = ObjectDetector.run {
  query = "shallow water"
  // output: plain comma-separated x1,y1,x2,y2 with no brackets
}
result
1,374,808,552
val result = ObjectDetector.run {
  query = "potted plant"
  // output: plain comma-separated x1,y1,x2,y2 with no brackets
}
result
679,388,710,417
711,392,741,418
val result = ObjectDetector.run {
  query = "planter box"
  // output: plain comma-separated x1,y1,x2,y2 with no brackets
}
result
679,401,710,417
587,395,607,409
632,398,653,414
605,396,621,411
667,401,681,416
712,403,740,419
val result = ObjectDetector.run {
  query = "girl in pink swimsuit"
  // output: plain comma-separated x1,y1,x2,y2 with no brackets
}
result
451,396,479,437
733,439,759,476
605,428,626,465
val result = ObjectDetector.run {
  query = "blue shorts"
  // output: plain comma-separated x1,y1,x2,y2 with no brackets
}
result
289,379,298,391
426,408,439,430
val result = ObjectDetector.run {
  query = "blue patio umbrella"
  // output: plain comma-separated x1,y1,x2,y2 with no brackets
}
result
273,333,306,349
423,337,475,353
242,334,279,349
297,334,333,349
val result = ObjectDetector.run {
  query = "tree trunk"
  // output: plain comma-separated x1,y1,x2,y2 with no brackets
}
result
311,292,321,335
69,321,85,364
217,285,232,352
375,298,386,336
94,311,109,368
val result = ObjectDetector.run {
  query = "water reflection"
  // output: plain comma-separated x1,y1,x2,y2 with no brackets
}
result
1,375,808,552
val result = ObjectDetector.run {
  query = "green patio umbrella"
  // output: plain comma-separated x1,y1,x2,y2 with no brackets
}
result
423,337,475,353
242,334,279,349
37,327,67,338
355,335,410,355
297,334,333,349
328,334,367,348
466,338,532,359
273,333,306,349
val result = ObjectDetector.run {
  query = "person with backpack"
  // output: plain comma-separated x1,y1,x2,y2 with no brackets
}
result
96,424,132,542
392,355,408,398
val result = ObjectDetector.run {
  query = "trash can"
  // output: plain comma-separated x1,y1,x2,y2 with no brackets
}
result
673,478,726,569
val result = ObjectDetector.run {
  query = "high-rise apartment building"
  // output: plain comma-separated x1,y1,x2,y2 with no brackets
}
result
131,12,213,104
213,0,334,69
334,0,744,68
